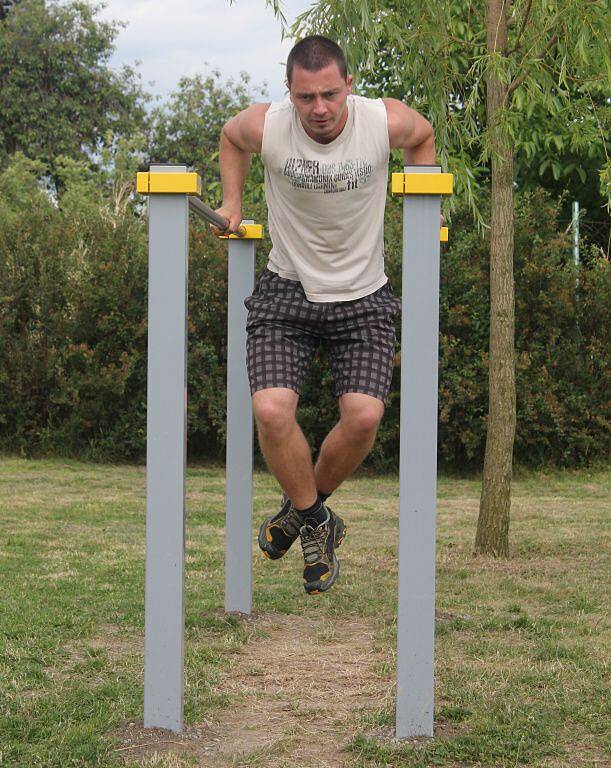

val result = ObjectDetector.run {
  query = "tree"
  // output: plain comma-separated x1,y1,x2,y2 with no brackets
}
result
147,70,267,206
0,0,148,175
265,0,609,555
348,4,609,253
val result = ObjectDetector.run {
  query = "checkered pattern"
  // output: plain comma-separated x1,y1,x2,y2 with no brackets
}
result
244,268,401,404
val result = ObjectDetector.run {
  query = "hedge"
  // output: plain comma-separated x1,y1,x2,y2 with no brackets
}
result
1,154,608,469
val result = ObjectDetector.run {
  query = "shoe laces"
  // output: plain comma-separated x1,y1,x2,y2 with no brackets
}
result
280,506,303,538
299,511,330,565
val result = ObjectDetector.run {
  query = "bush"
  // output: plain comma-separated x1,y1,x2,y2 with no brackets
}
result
0,154,148,458
0,156,608,469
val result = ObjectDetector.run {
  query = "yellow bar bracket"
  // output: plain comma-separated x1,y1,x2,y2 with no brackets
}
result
136,172,150,194
392,173,454,196
136,172,202,196
219,224,264,240
392,172,452,242
391,173,406,195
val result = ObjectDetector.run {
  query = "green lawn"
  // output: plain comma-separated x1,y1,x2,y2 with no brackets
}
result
0,457,608,767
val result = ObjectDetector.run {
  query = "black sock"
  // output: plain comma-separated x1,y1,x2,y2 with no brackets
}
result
318,490,330,503
295,498,327,526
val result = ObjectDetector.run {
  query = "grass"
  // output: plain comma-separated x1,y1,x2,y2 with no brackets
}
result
0,457,609,767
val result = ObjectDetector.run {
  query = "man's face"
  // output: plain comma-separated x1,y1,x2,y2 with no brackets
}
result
288,62,353,143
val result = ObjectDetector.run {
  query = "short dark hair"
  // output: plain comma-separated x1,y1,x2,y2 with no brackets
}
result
286,35,348,85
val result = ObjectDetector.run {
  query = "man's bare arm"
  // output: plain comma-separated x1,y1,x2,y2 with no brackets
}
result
383,98,436,166
384,99,444,224
214,103,269,233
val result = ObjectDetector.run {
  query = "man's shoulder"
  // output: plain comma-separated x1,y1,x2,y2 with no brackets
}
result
245,102,273,123
225,103,271,154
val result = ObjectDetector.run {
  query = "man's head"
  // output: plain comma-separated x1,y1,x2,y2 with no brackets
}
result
286,35,353,143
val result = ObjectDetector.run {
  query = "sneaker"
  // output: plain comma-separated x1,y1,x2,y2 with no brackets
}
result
258,494,303,560
258,494,348,561
300,507,340,595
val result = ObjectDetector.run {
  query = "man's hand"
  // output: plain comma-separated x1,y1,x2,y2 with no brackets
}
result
210,204,243,237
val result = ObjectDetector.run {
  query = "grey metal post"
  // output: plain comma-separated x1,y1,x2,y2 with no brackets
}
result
396,165,441,738
572,201,580,266
225,227,255,613
144,164,188,732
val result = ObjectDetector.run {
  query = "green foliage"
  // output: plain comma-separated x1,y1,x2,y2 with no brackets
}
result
303,188,610,470
0,153,148,459
266,0,610,222
0,156,608,468
147,70,268,207
436,188,609,468
0,0,148,176
513,192,610,466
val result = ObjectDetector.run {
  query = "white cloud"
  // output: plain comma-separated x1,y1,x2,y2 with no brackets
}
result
98,0,310,102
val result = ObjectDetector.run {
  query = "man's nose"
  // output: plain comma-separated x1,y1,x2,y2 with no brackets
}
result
312,96,326,114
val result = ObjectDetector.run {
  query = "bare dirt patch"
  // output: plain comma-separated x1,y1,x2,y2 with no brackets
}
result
44,623,142,687
111,611,391,767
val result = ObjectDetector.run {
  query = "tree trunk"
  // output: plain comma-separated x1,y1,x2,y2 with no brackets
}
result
475,0,516,557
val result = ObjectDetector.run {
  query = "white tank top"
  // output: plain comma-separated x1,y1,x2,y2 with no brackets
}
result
261,95,390,302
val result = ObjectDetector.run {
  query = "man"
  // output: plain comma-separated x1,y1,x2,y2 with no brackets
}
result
214,35,437,595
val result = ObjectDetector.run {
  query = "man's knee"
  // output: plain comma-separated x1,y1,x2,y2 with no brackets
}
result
339,393,385,436
252,387,299,436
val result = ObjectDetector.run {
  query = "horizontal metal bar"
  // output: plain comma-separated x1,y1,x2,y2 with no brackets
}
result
188,196,246,237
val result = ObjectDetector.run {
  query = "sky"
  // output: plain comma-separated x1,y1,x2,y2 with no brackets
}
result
97,0,312,105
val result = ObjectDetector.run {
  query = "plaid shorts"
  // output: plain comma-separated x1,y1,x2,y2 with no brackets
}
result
244,268,401,404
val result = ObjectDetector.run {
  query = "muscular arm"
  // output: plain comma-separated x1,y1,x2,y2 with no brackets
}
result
215,103,269,232
383,98,436,166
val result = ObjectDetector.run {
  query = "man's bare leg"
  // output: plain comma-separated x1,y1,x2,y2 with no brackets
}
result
252,387,318,509
314,392,385,496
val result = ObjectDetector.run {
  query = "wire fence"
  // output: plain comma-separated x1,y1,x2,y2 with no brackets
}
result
559,216,610,260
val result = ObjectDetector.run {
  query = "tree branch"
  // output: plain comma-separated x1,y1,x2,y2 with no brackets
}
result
508,0,533,54
506,34,558,99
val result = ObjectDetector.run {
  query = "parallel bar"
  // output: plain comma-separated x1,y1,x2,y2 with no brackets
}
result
225,228,255,613
144,164,188,732
188,195,246,237
396,165,440,738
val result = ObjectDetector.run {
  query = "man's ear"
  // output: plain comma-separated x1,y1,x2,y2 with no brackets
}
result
346,74,354,92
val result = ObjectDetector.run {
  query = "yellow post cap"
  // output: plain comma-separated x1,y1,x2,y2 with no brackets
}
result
218,223,264,240
136,172,202,195
392,173,454,196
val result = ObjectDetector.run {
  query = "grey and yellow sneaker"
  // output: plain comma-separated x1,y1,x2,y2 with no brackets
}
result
258,494,347,561
300,506,340,595
258,494,303,560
